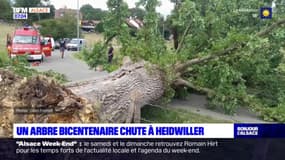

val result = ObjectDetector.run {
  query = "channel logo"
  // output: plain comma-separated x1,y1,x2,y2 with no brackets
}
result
12,8,28,20
12,7,50,20
260,7,272,19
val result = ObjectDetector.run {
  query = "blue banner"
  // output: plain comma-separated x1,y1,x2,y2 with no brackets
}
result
234,124,285,138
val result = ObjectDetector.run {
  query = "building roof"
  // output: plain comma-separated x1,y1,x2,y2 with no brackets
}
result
54,8,82,19
126,17,144,29
81,20,101,26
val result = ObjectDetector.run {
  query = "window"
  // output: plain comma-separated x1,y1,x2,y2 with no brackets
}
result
13,35,38,44
70,39,79,44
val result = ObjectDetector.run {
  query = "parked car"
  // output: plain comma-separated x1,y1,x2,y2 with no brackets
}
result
55,38,70,49
63,38,71,43
66,38,86,51
54,40,60,49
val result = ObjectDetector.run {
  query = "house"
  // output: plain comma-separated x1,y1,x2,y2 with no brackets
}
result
81,20,101,26
126,17,143,29
81,20,101,32
54,7,83,19
80,18,144,33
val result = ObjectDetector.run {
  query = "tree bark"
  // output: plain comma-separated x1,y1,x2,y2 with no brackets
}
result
67,60,165,123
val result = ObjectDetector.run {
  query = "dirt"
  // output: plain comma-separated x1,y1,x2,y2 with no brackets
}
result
0,69,20,100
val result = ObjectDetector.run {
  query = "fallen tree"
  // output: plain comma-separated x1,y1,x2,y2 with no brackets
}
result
1,17,285,137
0,44,242,137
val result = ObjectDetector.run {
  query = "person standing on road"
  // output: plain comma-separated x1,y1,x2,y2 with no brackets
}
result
108,45,114,63
59,39,66,59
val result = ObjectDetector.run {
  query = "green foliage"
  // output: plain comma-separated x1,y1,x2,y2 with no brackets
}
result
129,7,146,20
104,0,130,44
38,15,79,40
80,43,120,72
80,0,285,122
80,4,107,21
164,0,285,120
0,0,12,21
82,43,107,69
261,105,285,122
195,60,246,114
119,0,167,63
95,22,104,33
103,63,120,72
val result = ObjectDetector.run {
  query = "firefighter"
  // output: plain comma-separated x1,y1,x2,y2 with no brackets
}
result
59,38,66,59
108,45,114,63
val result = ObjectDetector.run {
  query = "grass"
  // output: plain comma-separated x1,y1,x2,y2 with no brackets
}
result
0,23,18,62
83,33,104,48
73,51,85,61
141,105,233,123
0,23,17,53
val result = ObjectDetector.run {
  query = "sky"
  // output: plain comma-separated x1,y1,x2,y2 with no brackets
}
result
49,0,174,18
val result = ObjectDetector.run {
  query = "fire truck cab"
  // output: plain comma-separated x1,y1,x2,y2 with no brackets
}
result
7,26,52,61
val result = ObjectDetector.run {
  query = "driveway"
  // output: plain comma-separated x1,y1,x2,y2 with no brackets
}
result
32,50,107,82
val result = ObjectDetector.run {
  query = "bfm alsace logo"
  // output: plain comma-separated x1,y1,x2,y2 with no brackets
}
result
13,7,50,20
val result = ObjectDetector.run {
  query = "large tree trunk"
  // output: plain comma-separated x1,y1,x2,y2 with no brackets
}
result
0,59,165,137
67,60,165,123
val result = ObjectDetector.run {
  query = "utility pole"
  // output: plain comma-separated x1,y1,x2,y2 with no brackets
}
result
37,4,41,22
77,0,80,51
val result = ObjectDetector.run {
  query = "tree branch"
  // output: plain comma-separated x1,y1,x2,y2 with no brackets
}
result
175,43,243,73
173,78,215,97
104,34,117,46
256,18,285,37
175,18,285,73
175,21,192,54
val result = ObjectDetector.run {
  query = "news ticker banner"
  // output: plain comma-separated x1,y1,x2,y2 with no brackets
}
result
13,123,285,139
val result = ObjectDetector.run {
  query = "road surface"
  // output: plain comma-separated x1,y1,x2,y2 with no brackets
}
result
169,94,266,123
32,50,107,82
32,50,266,123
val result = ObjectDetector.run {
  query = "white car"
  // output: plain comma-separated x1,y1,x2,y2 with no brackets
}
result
66,38,86,51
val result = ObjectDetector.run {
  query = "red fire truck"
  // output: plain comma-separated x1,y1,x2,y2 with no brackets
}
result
6,26,52,62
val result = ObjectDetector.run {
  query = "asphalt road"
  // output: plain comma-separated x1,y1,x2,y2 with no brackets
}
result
169,94,266,123
32,50,107,82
